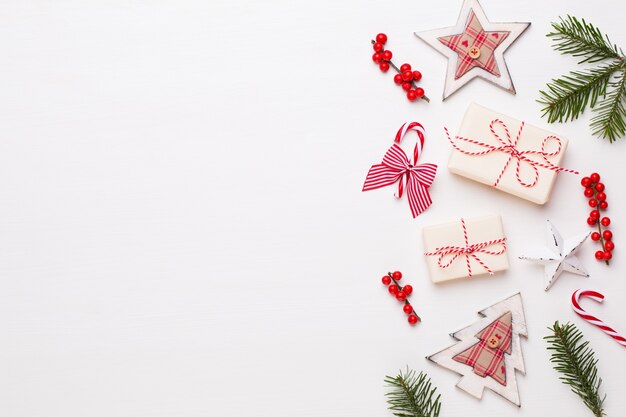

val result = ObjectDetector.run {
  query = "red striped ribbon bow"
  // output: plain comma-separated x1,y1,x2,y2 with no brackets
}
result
362,122,437,218
444,119,578,188
424,218,506,277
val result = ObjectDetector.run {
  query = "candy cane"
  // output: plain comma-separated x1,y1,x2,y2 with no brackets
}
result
571,289,626,347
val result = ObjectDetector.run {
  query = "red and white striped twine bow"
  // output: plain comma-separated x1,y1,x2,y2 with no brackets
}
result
362,122,437,218
571,289,626,347
424,218,506,277
444,119,578,188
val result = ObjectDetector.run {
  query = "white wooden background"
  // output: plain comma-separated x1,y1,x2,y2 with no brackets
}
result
0,1,624,416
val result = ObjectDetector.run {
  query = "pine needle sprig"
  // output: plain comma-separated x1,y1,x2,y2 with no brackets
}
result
384,368,441,417
538,62,622,123
547,16,622,63
590,70,626,141
545,321,606,417
538,15,626,142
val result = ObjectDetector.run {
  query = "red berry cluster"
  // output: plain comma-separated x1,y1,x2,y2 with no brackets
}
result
393,63,424,102
581,172,613,263
371,33,391,71
371,33,429,103
381,271,420,325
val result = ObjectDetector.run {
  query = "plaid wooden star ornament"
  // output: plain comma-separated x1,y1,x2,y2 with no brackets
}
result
427,293,527,406
414,0,530,100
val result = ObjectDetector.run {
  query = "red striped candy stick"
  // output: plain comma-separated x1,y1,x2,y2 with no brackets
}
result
571,289,626,347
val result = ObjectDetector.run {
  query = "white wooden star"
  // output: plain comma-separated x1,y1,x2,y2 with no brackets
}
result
519,221,590,291
414,0,530,100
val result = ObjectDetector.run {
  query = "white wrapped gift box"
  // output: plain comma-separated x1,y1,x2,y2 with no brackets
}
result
423,215,509,283
447,103,574,204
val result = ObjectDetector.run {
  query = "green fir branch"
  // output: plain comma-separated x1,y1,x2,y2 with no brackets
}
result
538,15,626,142
384,368,441,417
538,61,624,123
591,69,626,142
545,322,605,417
548,16,622,64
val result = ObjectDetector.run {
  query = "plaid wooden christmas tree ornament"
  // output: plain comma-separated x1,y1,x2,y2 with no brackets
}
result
427,293,527,406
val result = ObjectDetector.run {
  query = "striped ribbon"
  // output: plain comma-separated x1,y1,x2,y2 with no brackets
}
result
571,289,626,347
362,122,437,218
444,119,578,188
424,218,506,277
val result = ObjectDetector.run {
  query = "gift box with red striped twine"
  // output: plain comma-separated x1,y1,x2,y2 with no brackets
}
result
445,118,578,188
445,103,579,205
425,217,507,278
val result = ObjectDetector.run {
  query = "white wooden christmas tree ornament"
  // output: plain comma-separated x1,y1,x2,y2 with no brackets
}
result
414,0,530,100
519,220,590,291
427,293,527,406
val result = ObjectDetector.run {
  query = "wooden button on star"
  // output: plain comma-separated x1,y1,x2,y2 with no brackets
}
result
468,45,481,59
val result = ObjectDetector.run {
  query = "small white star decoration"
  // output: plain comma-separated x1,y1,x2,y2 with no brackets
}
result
414,0,530,100
519,221,590,291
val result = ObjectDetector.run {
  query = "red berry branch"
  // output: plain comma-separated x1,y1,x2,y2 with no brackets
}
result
381,271,420,325
371,33,430,103
581,172,613,264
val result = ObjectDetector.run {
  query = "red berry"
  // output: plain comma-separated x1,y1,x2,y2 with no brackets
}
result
584,187,595,198
393,74,403,84
603,251,612,261
382,50,392,61
401,82,411,91
601,217,611,227
412,71,422,81
401,70,413,81
589,198,598,207
379,62,390,72
402,284,413,295
581,177,592,187
388,284,398,294
373,42,384,52
414,87,424,98
603,230,613,240
376,33,388,44
591,232,601,241
590,173,600,183
590,210,600,220
392,271,402,280
408,314,419,325
382,276,391,285
605,240,615,251
407,90,417,101
595,250,605,260
595,183,605,192
372,53,383,63
587,217,596,226
599,201,608,209
597,192,606,201
403,304,413,314
396,291,407,301
400,63,412,72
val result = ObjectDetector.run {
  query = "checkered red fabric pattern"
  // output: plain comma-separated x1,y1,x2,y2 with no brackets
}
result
437,11,510,79
452,312,513,386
